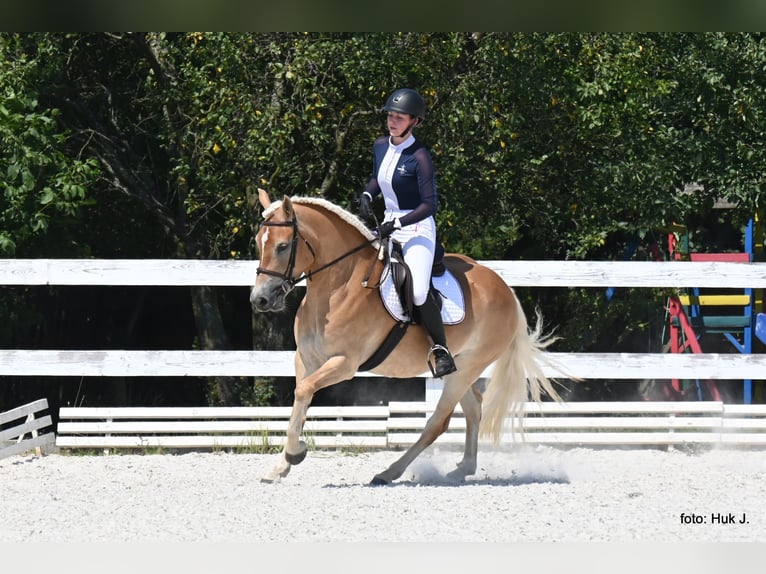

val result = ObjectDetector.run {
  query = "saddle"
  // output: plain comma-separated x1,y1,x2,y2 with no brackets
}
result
358,239,449,372
388,239,446,323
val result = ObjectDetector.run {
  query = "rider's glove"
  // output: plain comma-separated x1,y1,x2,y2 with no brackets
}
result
378,219,400,238
358,192,374,220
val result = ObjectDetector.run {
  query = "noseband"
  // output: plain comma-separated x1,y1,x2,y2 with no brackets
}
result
256,214,379,295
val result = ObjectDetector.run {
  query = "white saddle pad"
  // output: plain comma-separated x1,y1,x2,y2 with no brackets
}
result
380,266,465,325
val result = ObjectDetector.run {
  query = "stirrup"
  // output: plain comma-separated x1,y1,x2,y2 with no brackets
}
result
426,344,457,378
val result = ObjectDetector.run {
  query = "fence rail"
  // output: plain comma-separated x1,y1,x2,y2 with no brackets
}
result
0,349,765,379
1,258,764,391
2,258,766,287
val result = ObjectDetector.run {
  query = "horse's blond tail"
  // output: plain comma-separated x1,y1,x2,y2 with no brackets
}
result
479,297,564,445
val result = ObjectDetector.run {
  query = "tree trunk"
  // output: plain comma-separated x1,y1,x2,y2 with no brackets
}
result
188,284,240,405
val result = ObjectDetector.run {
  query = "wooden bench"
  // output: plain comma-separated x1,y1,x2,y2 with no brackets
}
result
56,405,390,451
55,402,766,451
387,401,760,447
720,403,766,445
0,398,56,460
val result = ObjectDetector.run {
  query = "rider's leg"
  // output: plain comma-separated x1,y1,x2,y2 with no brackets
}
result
406,235,457,378
415,292,457,377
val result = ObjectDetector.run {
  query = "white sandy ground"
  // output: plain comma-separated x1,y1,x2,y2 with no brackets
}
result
1,444,765,547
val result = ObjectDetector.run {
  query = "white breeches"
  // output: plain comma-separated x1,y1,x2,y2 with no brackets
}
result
386,213,436,306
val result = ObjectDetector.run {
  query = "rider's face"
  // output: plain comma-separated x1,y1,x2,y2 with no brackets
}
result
387,112,416,138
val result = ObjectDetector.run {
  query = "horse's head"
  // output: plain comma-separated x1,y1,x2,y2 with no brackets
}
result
250,189,315,312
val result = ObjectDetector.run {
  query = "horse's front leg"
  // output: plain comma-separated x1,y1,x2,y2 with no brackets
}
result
259,402,310,483
261,355,354,483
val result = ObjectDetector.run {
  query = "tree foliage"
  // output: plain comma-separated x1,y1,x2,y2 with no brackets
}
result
0,35,100,255
2,32,765,406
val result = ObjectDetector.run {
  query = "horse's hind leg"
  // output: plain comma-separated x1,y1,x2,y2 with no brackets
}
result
446,381,483,482
371,370,478,485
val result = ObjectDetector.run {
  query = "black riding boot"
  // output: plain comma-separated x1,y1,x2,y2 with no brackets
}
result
415,293,457,378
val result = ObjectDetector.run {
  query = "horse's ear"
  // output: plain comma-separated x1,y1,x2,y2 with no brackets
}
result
257,188,271,209
282,195,294,218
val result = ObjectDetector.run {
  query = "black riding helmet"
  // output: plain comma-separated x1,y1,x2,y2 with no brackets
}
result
381,88,426,121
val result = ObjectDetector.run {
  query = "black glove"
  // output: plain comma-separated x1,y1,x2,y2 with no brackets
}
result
378,220,397,238
358,192,373,220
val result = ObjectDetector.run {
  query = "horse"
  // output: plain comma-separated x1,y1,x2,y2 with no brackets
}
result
250,188,563,485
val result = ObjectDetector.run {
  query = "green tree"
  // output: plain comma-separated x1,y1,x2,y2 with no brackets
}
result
0,35,99,255
5,32,765,406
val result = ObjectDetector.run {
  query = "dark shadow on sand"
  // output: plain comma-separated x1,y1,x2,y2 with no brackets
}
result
323,471,570,488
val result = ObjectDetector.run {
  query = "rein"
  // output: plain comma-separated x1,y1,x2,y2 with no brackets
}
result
256,215,380,294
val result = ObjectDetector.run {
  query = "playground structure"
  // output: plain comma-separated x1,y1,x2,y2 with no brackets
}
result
665,209,765,404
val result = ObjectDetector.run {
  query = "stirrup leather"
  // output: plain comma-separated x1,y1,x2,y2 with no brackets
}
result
426,344,457,378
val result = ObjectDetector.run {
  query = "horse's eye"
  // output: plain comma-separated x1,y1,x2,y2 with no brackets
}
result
276,242,290,253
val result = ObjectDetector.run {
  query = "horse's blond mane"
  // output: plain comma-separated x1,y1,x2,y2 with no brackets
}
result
263,196,377,241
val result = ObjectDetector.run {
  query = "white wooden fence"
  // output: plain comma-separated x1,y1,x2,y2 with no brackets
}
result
2,258,765,451
0,399,56,459
1,258,765,382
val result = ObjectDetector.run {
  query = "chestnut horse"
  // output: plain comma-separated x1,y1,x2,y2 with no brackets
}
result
250,189,562,485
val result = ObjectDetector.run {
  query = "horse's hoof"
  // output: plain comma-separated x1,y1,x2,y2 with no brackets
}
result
260,477,276,484
446,464,473,482
284,441,308,465
284,450,306,465
445,473,466,482
370,475,389,486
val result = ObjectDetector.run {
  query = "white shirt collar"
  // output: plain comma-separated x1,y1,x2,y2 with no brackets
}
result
388,134,415,151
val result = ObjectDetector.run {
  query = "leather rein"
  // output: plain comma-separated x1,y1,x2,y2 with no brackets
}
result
256,215,381,295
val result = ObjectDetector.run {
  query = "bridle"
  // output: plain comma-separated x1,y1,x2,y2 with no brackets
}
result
256,213,380,295
255,218,310,295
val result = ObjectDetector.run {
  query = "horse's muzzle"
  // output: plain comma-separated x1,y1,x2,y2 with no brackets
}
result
250,284,286,313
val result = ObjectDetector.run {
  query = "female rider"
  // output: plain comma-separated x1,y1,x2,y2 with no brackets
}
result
358,88,457,378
